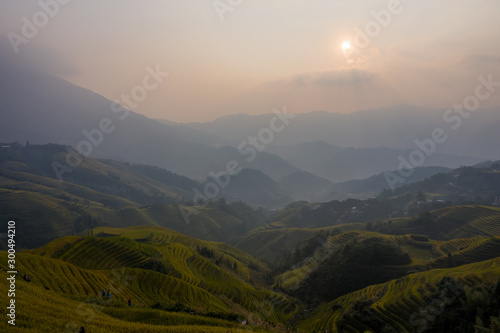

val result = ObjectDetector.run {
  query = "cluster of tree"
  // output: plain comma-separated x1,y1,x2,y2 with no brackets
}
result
131,164,198,192
337,278,500,333
292,237,411,304
209,198,268,231
150,302,241,322
73,213,101,233
425,278,500,332
196,245,239,273
366,211,437,237
197,246,215,259
133,258,170,275
267,199,395,231
379,166,500,211
270,229,340,275
0,144,183,207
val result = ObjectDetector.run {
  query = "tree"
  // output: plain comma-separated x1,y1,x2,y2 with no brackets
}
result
416,190,426,202
446,252,454,268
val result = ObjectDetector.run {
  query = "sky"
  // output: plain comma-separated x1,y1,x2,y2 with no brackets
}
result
1,0,500,122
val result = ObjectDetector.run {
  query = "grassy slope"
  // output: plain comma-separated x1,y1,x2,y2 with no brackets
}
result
2,225,298,331
0,189,78,248
0,147,182,207
0,269,260,333
298,257,500,333
276,228,500,293
429,236,500,269
379,205,500,240
276,230,436,291
0,171,136,208
236,224,365,262
0,188,258,249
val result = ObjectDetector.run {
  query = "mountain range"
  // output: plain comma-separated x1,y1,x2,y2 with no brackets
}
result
1,57,495,206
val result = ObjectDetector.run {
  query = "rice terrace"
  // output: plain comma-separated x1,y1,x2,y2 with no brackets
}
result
2,0,500,332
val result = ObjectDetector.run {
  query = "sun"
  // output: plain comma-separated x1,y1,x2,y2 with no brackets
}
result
342,41,351,51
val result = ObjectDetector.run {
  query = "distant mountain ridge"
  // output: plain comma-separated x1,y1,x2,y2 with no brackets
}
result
267,141,476,183
0,57,492,202
0,64,298,182
182,106,500,160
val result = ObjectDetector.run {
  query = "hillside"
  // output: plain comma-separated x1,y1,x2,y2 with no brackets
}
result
379,164,500,211
0,143,188,206
268,142,473,183
0,191,267,249
264,199,392,230
324,166,451,201
268,205,500,308
187,106,500,160
2,201,500,331
278,171,333,202
0,225,297,332
429,237,500,269
297,257,500,333
218,168,293,209
0,64,301,181
368,205,500,240
0,144,273,248
2,3,500,332
273,230,435,300
236,224,364,263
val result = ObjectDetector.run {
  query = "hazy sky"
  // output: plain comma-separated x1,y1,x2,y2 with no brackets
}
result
1,0,500,122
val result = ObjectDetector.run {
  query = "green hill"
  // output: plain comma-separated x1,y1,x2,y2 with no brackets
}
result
236,224,364,263
324,166,450,201
219,168,293,209
274,231,427,302
278,170,333,202
368,205,500,240
0,190,264,248
273,227,498,303
264,199,392,229
429,237,500,269
0,254,264,333
0,144,272,248
298,257,500,333
379,165,500,211
0,225,297,332
0,144,186,206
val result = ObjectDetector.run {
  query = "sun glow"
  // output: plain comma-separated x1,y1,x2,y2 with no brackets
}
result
342,41,351,51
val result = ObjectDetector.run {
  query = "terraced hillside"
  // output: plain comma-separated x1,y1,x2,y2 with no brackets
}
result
0,261,265,333
2,210,500,331
429,237,500,269
17,226,298,330
369,205,500,240
265,199,392,229
378,165,500,210
236,224,364,262
274,230,444,293
298,257,500,333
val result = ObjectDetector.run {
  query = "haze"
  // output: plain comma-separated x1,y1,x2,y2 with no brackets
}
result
1,0,499,122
